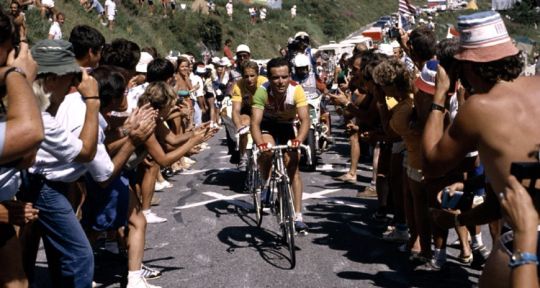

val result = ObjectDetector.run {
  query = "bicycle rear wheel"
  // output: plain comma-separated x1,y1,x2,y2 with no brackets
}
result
279,180,296,268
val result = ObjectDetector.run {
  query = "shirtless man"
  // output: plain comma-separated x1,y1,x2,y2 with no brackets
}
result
422,11,540,287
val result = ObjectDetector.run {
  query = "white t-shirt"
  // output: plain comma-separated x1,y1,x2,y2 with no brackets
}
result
29,112,84,182
226,2,233,15
105,0,116,18
48,22,62,40
126,82,149,113
189,73,204,100
30,93,114,182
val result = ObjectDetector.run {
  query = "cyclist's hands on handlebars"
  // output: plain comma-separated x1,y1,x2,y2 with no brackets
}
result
257,142,272,152
287,139,301,148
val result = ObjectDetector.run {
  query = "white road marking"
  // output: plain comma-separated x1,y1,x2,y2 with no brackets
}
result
173,192,249,210
174,189,364,211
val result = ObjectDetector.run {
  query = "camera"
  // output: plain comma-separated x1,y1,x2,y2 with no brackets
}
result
387,27,401,39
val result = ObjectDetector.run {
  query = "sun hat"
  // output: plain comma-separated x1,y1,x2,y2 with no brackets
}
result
31,39,81,76
415,59,438,95
135,52,154,73
195,65,207,74
219,57,232,67
454,11,519,62
376,43,394,57
236,44,251,54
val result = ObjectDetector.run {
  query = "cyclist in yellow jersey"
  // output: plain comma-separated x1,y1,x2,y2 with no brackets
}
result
231,61,267,170
251,57,311,233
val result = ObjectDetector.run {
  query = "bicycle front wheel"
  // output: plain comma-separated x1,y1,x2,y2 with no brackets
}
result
279,180,296,268
252,170,263,227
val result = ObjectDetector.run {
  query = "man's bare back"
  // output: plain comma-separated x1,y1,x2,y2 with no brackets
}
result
457,76,540,193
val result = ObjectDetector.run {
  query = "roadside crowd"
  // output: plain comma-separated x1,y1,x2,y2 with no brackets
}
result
1,0,540,287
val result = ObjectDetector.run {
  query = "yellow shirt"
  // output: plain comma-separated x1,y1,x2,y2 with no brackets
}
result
231,76,267,108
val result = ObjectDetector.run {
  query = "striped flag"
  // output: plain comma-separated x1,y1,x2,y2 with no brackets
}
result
399,0,417,16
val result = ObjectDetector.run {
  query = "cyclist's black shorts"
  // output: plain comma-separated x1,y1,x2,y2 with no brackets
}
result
240,106,252,117
260,121,295,145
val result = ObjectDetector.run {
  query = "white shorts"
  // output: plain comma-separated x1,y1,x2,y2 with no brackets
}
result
107,14,115,21
41,0,55,8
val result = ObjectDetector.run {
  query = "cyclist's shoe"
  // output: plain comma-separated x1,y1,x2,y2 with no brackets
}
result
237,155,248,172
141,265,162,280
261,186,271,208
294,220,309,235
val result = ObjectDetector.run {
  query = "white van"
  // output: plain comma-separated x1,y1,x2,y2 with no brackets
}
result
339,36,374,50
317,42,355,64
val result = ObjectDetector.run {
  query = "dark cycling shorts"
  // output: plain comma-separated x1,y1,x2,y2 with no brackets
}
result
261,121,295,145
240,106,252,117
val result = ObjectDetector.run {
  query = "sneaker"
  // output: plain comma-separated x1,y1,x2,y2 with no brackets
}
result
417,252,447,272
127,275,161,288
356,185,377,198
141,264,162,280
143,211,167,224
294,220,309,235
154,181,166,192
184,157,196,165
382,228,409,243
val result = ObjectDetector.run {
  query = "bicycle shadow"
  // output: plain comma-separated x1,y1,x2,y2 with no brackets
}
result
208,200,296,269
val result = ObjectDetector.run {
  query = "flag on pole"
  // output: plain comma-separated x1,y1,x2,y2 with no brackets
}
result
399,0,417,16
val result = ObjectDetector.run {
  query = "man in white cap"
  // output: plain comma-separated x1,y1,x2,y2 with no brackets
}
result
231,44,251,81
422,11,540,287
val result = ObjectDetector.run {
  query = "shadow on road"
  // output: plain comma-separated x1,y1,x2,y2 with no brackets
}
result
208,200,296,269
304,197,479,287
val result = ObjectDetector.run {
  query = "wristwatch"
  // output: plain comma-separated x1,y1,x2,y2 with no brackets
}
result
4,67,26,80
509,251,539,268
431,102,445,112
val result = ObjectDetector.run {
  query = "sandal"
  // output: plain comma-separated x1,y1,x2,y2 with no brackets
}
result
333,173,357,184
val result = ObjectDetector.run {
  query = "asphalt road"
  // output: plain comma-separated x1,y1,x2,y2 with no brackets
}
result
34,119,489,288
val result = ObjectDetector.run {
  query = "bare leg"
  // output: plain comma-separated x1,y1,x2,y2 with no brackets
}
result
0,226,28,288
127,185,146,271
141,161,159,212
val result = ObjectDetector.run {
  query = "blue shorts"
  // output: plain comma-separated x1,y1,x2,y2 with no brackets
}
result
82,170,134,232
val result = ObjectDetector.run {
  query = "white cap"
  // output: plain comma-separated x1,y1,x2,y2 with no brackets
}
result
135,52,154,73
212,56,220,64
195,66,207,74
236,44,251,54
293,54,310,67
294,31,309,39
376,43,394,56
219,57,232,67
390,40,400,49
